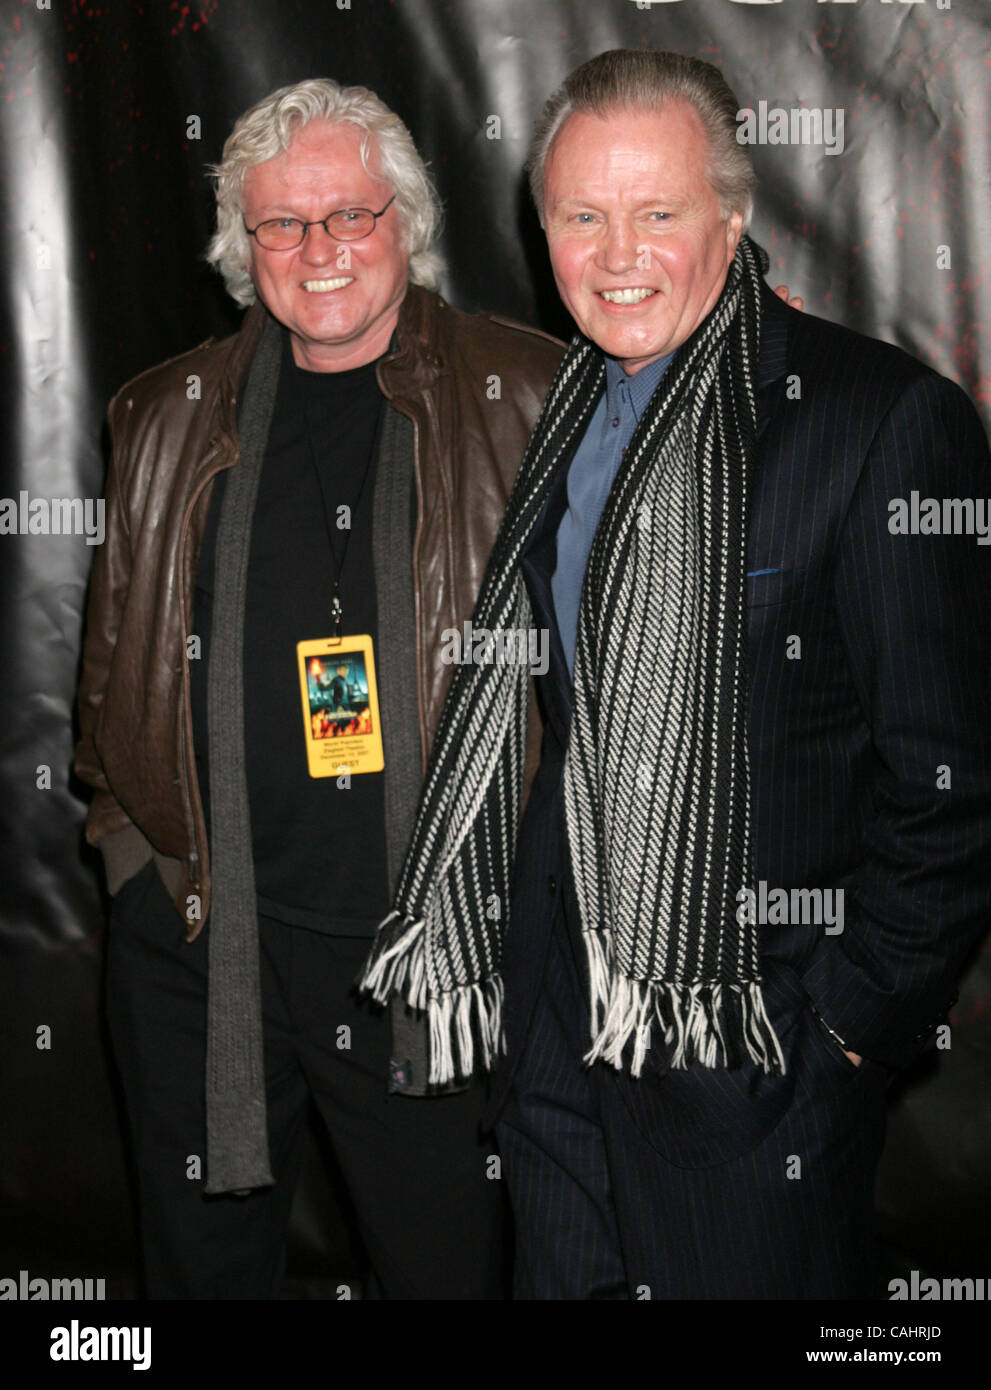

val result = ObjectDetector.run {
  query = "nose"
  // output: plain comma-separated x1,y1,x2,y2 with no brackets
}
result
298,220,338,266
596,215,641,276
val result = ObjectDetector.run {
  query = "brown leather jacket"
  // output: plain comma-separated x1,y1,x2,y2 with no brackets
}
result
75,284,563,936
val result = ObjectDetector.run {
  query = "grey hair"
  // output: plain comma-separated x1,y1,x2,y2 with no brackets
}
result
206,78,445,307
528,50,755,231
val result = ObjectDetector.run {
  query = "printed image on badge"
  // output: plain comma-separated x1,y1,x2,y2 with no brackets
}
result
297,634,385,777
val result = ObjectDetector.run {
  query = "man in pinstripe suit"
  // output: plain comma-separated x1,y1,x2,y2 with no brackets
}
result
486,50,991,1298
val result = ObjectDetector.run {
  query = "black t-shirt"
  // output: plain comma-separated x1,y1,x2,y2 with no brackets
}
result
192,329,390,934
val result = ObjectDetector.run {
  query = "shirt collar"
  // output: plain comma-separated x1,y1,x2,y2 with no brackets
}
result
604,349,674,424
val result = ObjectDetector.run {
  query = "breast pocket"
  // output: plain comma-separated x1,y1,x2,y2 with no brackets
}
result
746,568,808,609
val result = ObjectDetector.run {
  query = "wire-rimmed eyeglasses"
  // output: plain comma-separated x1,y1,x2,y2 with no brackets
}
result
243,193,396,250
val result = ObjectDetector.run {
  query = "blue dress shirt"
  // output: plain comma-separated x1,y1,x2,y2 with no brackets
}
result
551,351,673,673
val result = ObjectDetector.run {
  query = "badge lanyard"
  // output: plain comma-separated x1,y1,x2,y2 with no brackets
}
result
296,395,385,776
304,401,377,641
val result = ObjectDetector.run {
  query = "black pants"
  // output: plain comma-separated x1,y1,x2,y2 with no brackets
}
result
497,911,888,1300
105,860,505,1299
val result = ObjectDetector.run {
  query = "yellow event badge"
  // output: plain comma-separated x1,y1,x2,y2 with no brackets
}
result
296,635,384,778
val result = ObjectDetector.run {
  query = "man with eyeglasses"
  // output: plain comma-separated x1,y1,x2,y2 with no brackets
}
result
73,77,562,1299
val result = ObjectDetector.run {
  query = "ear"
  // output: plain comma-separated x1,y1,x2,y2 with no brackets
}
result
725,209,744,258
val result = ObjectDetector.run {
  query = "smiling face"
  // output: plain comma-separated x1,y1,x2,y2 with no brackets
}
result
542,102,743,374
241,119,409,372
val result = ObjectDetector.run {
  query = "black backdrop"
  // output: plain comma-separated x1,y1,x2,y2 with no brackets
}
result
1,0,988,1298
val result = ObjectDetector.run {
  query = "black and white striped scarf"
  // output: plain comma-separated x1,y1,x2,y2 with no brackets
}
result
361,236,784,1084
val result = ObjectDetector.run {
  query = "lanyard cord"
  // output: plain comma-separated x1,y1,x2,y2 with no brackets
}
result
304,399,378,640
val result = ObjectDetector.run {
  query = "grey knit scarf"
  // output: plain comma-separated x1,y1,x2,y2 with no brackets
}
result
204,316,282,1195
361,237,785,1085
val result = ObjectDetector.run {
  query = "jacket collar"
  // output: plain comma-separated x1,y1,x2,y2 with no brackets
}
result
222,284,444,429
378,282,446,402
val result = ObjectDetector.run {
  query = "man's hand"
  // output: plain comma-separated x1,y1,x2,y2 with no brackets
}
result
774,284,804,312
843,1049,862,1067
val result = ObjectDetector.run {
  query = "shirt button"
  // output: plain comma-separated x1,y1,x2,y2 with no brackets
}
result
611,417,620,428
547,875,558,896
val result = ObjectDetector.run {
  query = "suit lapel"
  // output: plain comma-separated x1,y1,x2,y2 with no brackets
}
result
756,284,791,441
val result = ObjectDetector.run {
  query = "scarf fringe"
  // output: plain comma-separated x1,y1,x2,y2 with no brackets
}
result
582,931,785,1076
360,911,428,1010
427,976,504,1086
360,912,504,1085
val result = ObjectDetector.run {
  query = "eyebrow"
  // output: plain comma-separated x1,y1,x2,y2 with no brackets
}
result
551,194,691,213
247,199,373,217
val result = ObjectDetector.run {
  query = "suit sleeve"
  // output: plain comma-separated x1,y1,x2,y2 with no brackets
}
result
801,371,991,1068
74,394,138,850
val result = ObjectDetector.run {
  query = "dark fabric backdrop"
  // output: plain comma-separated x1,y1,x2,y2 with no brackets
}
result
1,0,988,1296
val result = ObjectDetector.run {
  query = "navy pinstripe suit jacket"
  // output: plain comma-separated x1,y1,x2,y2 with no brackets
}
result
493,283,991,1165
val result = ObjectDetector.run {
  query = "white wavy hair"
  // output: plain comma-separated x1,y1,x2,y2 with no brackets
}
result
206,78,445,307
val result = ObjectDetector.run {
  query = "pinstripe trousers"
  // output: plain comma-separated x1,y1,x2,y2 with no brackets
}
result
496,905,889,1300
